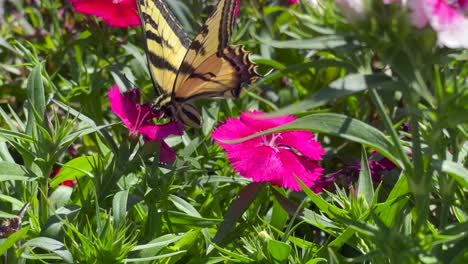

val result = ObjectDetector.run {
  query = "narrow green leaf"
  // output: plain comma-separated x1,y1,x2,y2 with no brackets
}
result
0,194,24,208
255,60,355,89
258,34,356,50
305,258,327,264
297,176,345,218
25,63,45,135
0,35,16,54
132,234,183,251
169,195,201,217
272,74,395,115
113,190,129,228
209,242,254,262
0,161,35,181
123,251,187,263
357,147,374,206
0,128,33,142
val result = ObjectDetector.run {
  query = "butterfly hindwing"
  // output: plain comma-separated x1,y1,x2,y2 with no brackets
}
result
138,0,190,95
175,45,259,100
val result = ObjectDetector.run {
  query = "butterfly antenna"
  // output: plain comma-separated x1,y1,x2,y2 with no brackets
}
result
123,74,138,88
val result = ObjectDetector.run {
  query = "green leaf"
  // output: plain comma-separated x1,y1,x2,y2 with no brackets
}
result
255,60,355,89
132,234,184,252
305,258,327,264
268,240,291,264
0,128,33,143
272,74,395,115
49,186,72,209
357,147,374,206
123,251,187,263
25,63,45,135
0,194,24,208
0,35,16,54
434,160,468,189
0,161,35,181
50,155,101,188
375,173,410,227
208,242,254,262
272,189,339,231
167,211,221,227
0,226,30,255
169,195,202,217
257,34,356,50
298,177,346,220
211,182,264,248
225,113,400,168
113,190,129,228
22,237,73,263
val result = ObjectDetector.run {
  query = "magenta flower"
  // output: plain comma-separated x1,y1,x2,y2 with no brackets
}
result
288,0,300,5
71,0,140,28
212,111,325,191
234,0,241,18
407,0,468,48
314,153,397,193
108,85,183,162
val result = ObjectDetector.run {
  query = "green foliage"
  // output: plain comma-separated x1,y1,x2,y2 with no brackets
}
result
0,0,467,263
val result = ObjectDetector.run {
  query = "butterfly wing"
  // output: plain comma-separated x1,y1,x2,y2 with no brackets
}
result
173,0,260,101
137,0,190,96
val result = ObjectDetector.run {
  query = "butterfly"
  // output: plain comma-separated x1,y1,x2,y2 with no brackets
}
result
137,0,260,127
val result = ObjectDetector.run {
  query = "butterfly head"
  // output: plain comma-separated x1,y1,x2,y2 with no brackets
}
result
153,94,201,128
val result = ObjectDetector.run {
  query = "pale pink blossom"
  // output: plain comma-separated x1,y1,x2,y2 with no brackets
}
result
335,0,368,20
71,0,140,28
408,0,468,48
212,111,325,191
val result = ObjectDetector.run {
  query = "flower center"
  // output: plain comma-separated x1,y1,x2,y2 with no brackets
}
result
262,133,282,148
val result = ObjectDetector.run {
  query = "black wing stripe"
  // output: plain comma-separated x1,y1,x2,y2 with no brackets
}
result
218,0,236,50
151,0,190,48
145,30,173,49
148,52,179,73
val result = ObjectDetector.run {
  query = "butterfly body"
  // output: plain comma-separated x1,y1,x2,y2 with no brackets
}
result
138,0,260,127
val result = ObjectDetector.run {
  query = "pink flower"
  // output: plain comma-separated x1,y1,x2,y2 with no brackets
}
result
212,111,325,191
409,0,468,48
70,0,140,28
288,0,300,5
108,85,183,162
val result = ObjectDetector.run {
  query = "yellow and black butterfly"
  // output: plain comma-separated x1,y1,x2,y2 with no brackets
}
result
137,0,260,127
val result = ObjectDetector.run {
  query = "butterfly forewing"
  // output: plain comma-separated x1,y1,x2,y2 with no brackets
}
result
138,0,260,127
173,0,239,92
138,0,190,95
